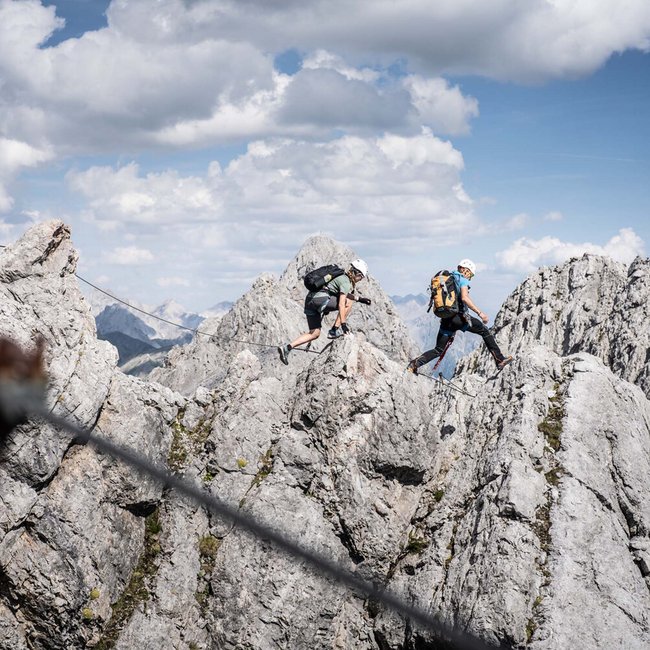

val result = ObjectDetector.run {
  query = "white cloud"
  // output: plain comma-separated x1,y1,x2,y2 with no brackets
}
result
502,213,529,231
403,75,479,135
103,246,155,266
275,67,413,131
0,137,52,211
68,129,476,250
543,211,564,222
496,228,645,272
0,0,481,155
2,0,644,209
0,138,51,171
157,276,191,288
602,228,646,262
0,219,14,242
67,163,220,224
9,0,644,158
0,0,280,153
302,50,380,83
166,0,650,82
477,212,529,237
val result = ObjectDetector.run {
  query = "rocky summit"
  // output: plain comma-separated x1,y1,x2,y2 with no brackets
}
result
0,221,649,650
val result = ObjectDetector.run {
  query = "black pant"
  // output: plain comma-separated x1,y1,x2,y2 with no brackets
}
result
410,314,505,369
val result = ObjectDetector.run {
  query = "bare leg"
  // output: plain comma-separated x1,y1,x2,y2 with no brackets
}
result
289,328,321,349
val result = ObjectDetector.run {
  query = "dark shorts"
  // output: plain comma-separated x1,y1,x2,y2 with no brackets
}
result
304,293,338,330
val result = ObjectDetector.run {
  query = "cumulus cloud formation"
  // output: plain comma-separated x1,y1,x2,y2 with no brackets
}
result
195,0,650,81
68,129,475,250
496,228,645,272
0,0,648,301
2,0,646,155
0,0,647,210
103,246,155,266
0,137,52,211
68,163,218,224
0,0,481,158
403,76,479,135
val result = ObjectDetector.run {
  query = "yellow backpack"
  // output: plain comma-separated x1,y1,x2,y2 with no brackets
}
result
427,270,460,318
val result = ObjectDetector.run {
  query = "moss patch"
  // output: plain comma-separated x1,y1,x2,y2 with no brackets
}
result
168,414,189,472
538,386,565,452
251,449,274,488
167,409,214,472
526,617,537,643
195,534,221,612
94,509,162,650
545,467,564,487
526,595,544,643
405,530,429,555
444,520,459,571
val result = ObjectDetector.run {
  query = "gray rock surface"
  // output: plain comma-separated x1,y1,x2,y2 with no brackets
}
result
0,222,188,649
1,225,649,650
491,253,650,396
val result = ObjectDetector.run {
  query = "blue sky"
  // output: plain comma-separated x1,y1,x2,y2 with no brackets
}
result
1,0,649,317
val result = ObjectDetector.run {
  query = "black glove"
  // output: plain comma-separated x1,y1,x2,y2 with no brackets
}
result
357,297,371,305
341,323,351,334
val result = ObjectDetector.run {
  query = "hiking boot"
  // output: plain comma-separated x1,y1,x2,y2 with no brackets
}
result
406,362,419,375
278,344,291,365
327,327,343,339
496,356,513,370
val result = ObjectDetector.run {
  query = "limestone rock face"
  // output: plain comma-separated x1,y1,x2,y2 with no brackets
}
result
0,223,187,649
490,254,650,397
1,224,649,650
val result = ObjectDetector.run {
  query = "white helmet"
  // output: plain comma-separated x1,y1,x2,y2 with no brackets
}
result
350,258,368,278
458,258,476,275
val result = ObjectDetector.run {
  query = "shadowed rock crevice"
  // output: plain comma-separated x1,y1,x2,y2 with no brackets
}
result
371,461,426,487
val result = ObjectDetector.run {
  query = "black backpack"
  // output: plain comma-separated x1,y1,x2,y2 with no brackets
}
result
303,265,345,292
427,270,460,318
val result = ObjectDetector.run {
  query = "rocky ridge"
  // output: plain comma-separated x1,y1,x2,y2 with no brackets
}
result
150,234,417,396
0,223,649,650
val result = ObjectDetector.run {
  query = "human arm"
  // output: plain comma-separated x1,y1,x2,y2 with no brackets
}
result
338,292,348,322
346,293,371,305
461,287,489,324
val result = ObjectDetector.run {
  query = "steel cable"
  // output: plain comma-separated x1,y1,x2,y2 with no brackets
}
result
0,385,500,650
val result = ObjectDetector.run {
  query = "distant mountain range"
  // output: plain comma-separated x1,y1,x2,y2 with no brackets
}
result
83,289,233,375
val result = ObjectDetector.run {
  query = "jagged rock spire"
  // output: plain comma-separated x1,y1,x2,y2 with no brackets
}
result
152,232,417,395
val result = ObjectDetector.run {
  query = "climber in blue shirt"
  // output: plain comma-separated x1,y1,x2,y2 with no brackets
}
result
407,259,513,374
